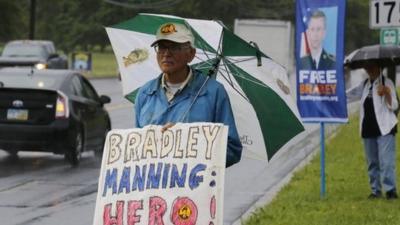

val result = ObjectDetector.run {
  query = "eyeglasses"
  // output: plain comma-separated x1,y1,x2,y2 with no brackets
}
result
154,44,191,54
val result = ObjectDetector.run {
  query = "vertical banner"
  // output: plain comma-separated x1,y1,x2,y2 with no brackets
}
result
92,123,227,225
296,0,348,122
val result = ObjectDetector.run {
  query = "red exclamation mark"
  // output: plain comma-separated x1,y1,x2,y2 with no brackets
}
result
209,195,216,225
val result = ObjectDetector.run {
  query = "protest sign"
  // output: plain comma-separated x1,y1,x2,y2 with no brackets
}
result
295,0,348,122
92,122,228,225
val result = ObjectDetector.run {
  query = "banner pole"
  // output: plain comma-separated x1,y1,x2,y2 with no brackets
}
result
320,122,326,198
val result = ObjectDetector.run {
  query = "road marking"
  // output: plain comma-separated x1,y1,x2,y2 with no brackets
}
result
105,103,132,111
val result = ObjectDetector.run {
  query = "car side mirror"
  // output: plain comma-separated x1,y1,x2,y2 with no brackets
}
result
99,95,111,105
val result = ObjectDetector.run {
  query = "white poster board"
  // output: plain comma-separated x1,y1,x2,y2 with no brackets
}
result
92,123,228,225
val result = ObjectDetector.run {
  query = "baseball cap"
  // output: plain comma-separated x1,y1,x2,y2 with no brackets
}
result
151,23,195,47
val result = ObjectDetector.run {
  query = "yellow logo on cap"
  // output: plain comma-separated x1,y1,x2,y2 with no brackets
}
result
160,23,177,34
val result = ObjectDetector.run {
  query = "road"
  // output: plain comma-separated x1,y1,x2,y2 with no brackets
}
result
0,78,133,225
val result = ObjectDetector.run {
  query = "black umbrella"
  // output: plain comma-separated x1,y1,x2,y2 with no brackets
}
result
344,44,400,69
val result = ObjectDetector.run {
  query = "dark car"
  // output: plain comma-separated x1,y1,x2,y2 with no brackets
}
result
0,40,68,69
0,68,111,165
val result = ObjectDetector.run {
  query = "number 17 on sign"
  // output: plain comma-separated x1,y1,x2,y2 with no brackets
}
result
370,0,400,28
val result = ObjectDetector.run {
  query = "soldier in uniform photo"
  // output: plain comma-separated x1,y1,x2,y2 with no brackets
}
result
300,10,336,70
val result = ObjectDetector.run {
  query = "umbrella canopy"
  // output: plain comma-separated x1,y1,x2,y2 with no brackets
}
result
344,44,400,69
106,13,304,161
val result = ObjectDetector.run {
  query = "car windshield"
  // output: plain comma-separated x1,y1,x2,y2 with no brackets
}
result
2,45,48,58
0,73,60,89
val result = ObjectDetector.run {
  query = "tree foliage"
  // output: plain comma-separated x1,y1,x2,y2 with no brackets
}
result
33,0,134,53
0,0,378,54
345,0,379,52
0,0,28,42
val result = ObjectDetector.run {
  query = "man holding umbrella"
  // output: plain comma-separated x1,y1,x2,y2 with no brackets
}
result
134,22,243,167
347,62,398,199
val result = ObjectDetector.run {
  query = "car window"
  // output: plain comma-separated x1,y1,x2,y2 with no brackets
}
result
71,76,86,97
81,78,100,101
71,75,99,101
43,43,56,54
2,44,48,58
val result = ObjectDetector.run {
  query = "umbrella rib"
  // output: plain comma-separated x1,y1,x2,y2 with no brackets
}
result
233,75,271,89
194,54,215,63
227,56,258,64
194,58,270,90
217,60,250,102
216,28,224,55
193,42,218,68
196,47,217,59
193,55,272,92
190,27,271,103
221,60,237,89
223,60,271,89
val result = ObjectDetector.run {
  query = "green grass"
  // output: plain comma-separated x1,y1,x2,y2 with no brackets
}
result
245,115,400,225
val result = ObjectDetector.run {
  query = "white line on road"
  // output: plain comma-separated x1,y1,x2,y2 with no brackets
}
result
105,103,132,111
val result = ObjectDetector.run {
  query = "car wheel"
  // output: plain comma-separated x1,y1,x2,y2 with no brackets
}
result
65,130,83,166
94,126,110,159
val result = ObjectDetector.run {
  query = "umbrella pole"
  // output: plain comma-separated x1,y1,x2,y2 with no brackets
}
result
320,122,326,198
178,76,210,122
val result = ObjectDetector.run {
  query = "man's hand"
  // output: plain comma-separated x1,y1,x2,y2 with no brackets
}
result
377,84,393,106
161,122,175,132
377,85,391,97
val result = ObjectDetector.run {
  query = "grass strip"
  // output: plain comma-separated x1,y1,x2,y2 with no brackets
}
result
80,50,118,78
245,115,400,225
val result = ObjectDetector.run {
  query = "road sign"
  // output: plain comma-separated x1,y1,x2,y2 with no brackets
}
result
370,0,400,28
380,28,399,45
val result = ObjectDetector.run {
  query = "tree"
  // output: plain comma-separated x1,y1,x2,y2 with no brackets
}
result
0,0,27,42
345,0,379,52
33,0,134,53
0,0,379,55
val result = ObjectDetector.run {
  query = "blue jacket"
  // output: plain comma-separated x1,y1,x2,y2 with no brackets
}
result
134,69,242,167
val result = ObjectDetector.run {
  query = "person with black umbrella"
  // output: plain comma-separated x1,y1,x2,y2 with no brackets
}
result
347,62,399,199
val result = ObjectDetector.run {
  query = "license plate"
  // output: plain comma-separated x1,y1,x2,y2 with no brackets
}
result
7,109,29,121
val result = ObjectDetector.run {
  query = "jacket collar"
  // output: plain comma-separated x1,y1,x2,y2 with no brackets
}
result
145,68,208,97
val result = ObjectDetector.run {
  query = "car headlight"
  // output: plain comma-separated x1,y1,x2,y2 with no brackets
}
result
35,63,47,70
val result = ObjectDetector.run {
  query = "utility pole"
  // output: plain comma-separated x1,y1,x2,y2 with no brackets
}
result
29,0,36,39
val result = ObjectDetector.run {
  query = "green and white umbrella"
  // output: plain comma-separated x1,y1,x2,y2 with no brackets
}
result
106,13,304,162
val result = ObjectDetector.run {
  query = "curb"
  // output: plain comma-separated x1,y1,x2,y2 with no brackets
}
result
232,102,360,225
232,123,339,225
